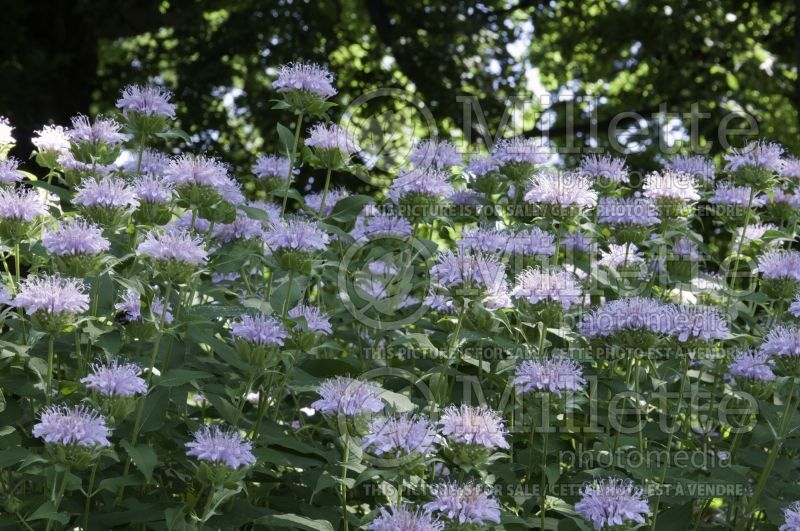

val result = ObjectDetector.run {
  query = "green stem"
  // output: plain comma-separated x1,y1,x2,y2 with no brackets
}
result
650,355,690,531
252,372,276,436
45,464,70,531
14,244,26,342
75,331,84,376
737,378,797,529
14,243,21,288
280,113,305,217
281,270,295,318
82,462,99,531
439,305,467,408
318,167,333,217
340,442,350,531
540,428,548,531
233,369,257,428
115,283,173,505
2,252,15,293
46,335,55,404
725,188,754,310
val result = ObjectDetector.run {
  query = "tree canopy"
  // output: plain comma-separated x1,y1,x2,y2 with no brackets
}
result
2,0,798,181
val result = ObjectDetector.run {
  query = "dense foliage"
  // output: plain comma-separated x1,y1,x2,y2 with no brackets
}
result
1,59,800,531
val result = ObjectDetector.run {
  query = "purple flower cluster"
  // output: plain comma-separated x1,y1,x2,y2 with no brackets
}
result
466,154,500,177
13,274,89,316
579,154,628,183
0,285,11,306
73,177,139,209
351,211,412,240
0,158,23,185
68,115,126,145
492,136,550,166
456,226,505,253
368,505,443,531
132,175,175,204
212,214,264,244
597,197,660,226
709,182,765,207
137,229,208,265
311,376,385,416
272,62,337,99
386,168,454,203
512,267,582,309
185,425,256,469
231,313,289,346
599,244,644,268
264,219,330,252
666,304,729,342
32,125,70,155
504,227,556,256
790,292,800,318
0,188,45,221
672,237,701,261
115,289,173,324
524,170,597,208
724,140,784,172
305,187,349,217
448,189,484,206
408,139,462,169
81,359,148,397
643,170,699,202
362,414,438,457
666,155,715,182
770,187,800,208
288,304,332,334
116,84,176,118
781,501,800,531
513,357,586,396
123,149,170,175
163,154,233,191
432,250,506,292
759,250,800,281
439,404,509,450
424,482,501,526
760,326,800,358
782,158,800,179
737,223,778,246
33,405,111,447
574,478,651,531
579,297,669,338
42,218,110,256
729,350,775,382
252,154,291,180
305,123,358,155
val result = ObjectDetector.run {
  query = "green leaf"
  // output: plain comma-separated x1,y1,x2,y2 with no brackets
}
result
726,71,740,90
97,474,142,494
0,446,28,468
27,501,68,524
277,123,297,156
254,512,335,531
140,388,170,433
165,507,192,531
327,194,373,222
189,305,248,319
156,370,211,388
120,441,158,483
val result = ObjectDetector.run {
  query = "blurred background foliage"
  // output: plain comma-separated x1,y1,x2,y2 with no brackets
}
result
1,0,798,188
